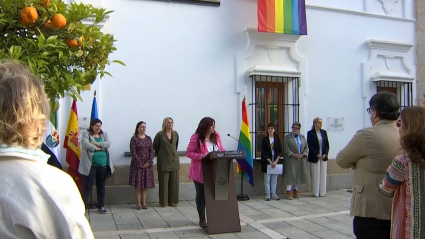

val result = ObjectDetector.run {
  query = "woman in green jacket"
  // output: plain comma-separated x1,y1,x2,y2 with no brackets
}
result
153,117,180,207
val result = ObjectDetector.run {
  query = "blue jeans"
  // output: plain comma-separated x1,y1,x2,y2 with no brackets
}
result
264,173,278,194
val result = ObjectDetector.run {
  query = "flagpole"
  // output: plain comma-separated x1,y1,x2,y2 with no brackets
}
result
236,95,251,201
237,169,250,201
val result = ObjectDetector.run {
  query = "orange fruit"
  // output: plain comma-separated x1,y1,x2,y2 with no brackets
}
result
20,19,30,27
66,39,78,47
21,7,38,24
41,0,51,7
51,14,66,29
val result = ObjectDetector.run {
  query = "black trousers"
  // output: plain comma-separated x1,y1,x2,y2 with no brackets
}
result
194,181,205,221
82,166,107,209
353,216,391,239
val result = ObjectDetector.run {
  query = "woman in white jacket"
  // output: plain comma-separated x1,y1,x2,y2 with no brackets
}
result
0,60,93,238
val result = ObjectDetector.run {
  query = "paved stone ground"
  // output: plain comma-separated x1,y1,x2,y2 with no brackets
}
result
89,190,354,239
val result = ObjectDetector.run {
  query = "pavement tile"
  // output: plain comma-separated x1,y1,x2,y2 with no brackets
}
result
240,225,257,233
247,213,275,221
91,223,117,232
120,233,150,239
235,231,274,239
148,231,180,239
327,214,354,225
313,230,354,239
261,209,294,218
207,233,240,239
275,227,321,239
94,235,120,239
113,215,140,225
166,220,196,227
286,210,315,217
140,219,170,229
263,221,292,229
286,219,329,232
174,229,207,238
116,223,144,231
307,217,355,237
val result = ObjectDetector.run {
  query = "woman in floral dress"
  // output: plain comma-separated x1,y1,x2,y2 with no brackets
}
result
129,121,155,209
378,106,425,239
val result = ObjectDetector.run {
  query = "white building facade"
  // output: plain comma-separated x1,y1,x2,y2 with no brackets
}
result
58,0,417,201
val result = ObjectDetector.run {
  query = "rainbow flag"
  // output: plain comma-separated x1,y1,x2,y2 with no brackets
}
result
236,97,254,187
258,0,307,35
64,100,82,192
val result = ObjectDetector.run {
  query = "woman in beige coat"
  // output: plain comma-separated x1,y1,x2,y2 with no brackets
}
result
283,122,310,200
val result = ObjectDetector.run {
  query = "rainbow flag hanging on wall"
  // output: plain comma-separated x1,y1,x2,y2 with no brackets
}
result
236,97,254,187
258,0,307,35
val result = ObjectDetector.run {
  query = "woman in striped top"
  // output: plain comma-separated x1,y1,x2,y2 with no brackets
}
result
377,106,425,239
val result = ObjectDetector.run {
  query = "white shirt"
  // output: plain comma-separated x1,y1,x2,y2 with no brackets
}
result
269,137,275,158
205,140,218,153
0,146,94,239
316,131,323,155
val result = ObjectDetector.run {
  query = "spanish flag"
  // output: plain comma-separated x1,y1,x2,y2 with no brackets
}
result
64,100,82,192
236,97,254,187
258,0,307,35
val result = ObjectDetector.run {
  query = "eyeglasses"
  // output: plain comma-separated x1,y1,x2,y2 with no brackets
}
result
292,127,300,129
396,120,402,128
366,108,371,114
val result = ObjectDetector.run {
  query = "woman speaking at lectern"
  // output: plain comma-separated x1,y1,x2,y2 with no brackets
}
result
186,117,225,229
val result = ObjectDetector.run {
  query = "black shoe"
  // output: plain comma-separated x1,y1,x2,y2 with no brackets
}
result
199,219,208,228
98,207,107,214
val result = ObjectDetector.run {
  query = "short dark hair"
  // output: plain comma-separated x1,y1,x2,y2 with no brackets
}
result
88,118,103,135
267,123,275,129
369,92,399,120
292,122,301,128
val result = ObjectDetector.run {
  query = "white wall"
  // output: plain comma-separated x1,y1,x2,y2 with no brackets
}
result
58,0,416,166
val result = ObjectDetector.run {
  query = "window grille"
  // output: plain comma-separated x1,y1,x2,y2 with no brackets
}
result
376,80,413,111
249,75,300,159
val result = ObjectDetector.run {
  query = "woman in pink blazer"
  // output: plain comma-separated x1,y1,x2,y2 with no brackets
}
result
186,117,225,228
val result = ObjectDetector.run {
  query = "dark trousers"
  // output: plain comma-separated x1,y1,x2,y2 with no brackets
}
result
353,216,391,239
82,166,107,209
194,181,205,221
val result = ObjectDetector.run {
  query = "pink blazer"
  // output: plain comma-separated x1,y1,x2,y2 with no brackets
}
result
186,132,225,184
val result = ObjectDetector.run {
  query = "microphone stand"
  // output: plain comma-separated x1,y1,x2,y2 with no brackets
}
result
227,134,250,201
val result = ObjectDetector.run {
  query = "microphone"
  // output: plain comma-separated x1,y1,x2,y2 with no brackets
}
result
227,133,239,142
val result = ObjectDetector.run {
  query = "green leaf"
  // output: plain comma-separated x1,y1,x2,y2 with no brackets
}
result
68,22,77,33
46,36,58,43
8,46,22,59
112,60,125,66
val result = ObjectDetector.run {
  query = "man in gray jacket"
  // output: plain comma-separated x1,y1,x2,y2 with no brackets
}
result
336,92,403,239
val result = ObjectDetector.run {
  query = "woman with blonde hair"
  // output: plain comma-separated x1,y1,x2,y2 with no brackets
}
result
0,60,93,238
378,106,425,239
153,117,180,207
307,117,329,197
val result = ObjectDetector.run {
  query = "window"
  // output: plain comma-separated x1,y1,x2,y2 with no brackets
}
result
376,80,413,111
250,75,300,158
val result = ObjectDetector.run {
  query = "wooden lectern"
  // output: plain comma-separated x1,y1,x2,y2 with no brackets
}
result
202,150,246,234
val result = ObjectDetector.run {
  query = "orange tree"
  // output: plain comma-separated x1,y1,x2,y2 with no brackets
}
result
0,0,124,103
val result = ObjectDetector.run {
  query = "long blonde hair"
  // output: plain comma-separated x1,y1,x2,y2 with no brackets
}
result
162,117,173,131
311,117,322,130
0,60,49,149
